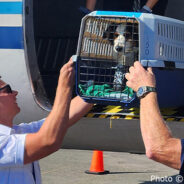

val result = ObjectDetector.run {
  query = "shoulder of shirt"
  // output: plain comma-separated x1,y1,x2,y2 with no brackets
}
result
13,118,46,133
0,124,12,135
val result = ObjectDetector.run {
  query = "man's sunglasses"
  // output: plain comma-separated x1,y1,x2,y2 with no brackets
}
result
0,85,13,94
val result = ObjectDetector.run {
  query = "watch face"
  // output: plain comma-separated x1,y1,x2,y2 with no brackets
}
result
138,88,143,94
137,87,146,98
137,87,143,97
136,86,156,98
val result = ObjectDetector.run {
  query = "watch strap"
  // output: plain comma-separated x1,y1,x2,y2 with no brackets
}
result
146,86,156,93
137,86,156,99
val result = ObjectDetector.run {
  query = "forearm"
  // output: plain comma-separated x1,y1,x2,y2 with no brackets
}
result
140,93,171,147
86,0,96,11
140,92,181,169
145,0,158,9
24,87,72,164
68,96,93,127
40,87,72,146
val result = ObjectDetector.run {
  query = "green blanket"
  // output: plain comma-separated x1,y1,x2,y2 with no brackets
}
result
79,83,134,99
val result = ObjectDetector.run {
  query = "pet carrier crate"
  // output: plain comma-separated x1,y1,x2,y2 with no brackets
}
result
74,11,184,107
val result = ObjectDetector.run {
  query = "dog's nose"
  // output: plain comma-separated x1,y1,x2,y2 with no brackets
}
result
115,46,123,52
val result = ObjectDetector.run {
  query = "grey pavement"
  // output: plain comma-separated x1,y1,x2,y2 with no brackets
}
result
40,149,180,184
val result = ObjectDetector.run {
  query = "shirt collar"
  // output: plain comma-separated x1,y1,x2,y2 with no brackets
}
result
0,124,14,135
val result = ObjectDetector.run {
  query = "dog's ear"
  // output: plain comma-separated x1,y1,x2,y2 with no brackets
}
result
102,23,118,45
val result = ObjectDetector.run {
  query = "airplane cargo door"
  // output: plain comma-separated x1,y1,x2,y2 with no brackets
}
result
25,0,87,109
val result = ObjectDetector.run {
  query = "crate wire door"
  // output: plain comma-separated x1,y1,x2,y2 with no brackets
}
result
77,16,139,104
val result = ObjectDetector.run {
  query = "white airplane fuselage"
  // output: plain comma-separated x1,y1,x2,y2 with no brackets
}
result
1,0,184,153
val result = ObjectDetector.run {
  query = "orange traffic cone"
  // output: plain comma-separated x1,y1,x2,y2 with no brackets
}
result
85,150,109,175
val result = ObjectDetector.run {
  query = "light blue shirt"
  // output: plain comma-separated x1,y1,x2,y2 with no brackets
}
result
0,119,45,184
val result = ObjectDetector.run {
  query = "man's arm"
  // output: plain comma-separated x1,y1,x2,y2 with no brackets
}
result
125,61,181,170
68,96,93,127
146,0,158,10
24,60,74,164
86,0,96,11
140,0,158,13
140,92,181,169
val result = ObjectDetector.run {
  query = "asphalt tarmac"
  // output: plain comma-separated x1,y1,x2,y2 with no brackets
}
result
40,149,181,184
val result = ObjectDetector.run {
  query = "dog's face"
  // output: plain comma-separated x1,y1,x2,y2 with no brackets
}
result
103,22,137,54
114,24,128,53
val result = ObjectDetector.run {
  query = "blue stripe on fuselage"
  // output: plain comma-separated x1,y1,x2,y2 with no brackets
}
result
0,27,23,49
0,2,22,14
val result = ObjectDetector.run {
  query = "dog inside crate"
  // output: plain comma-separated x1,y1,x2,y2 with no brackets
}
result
78,17,139,103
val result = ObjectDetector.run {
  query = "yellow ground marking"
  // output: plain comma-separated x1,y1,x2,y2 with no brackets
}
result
99,114,108,118
102,105,123,114
86,113,95,118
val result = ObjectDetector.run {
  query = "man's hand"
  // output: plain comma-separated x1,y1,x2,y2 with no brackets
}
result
125,61,156,92
58,59,75,94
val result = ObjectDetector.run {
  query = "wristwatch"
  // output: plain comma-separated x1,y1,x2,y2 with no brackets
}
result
136,86,156,99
